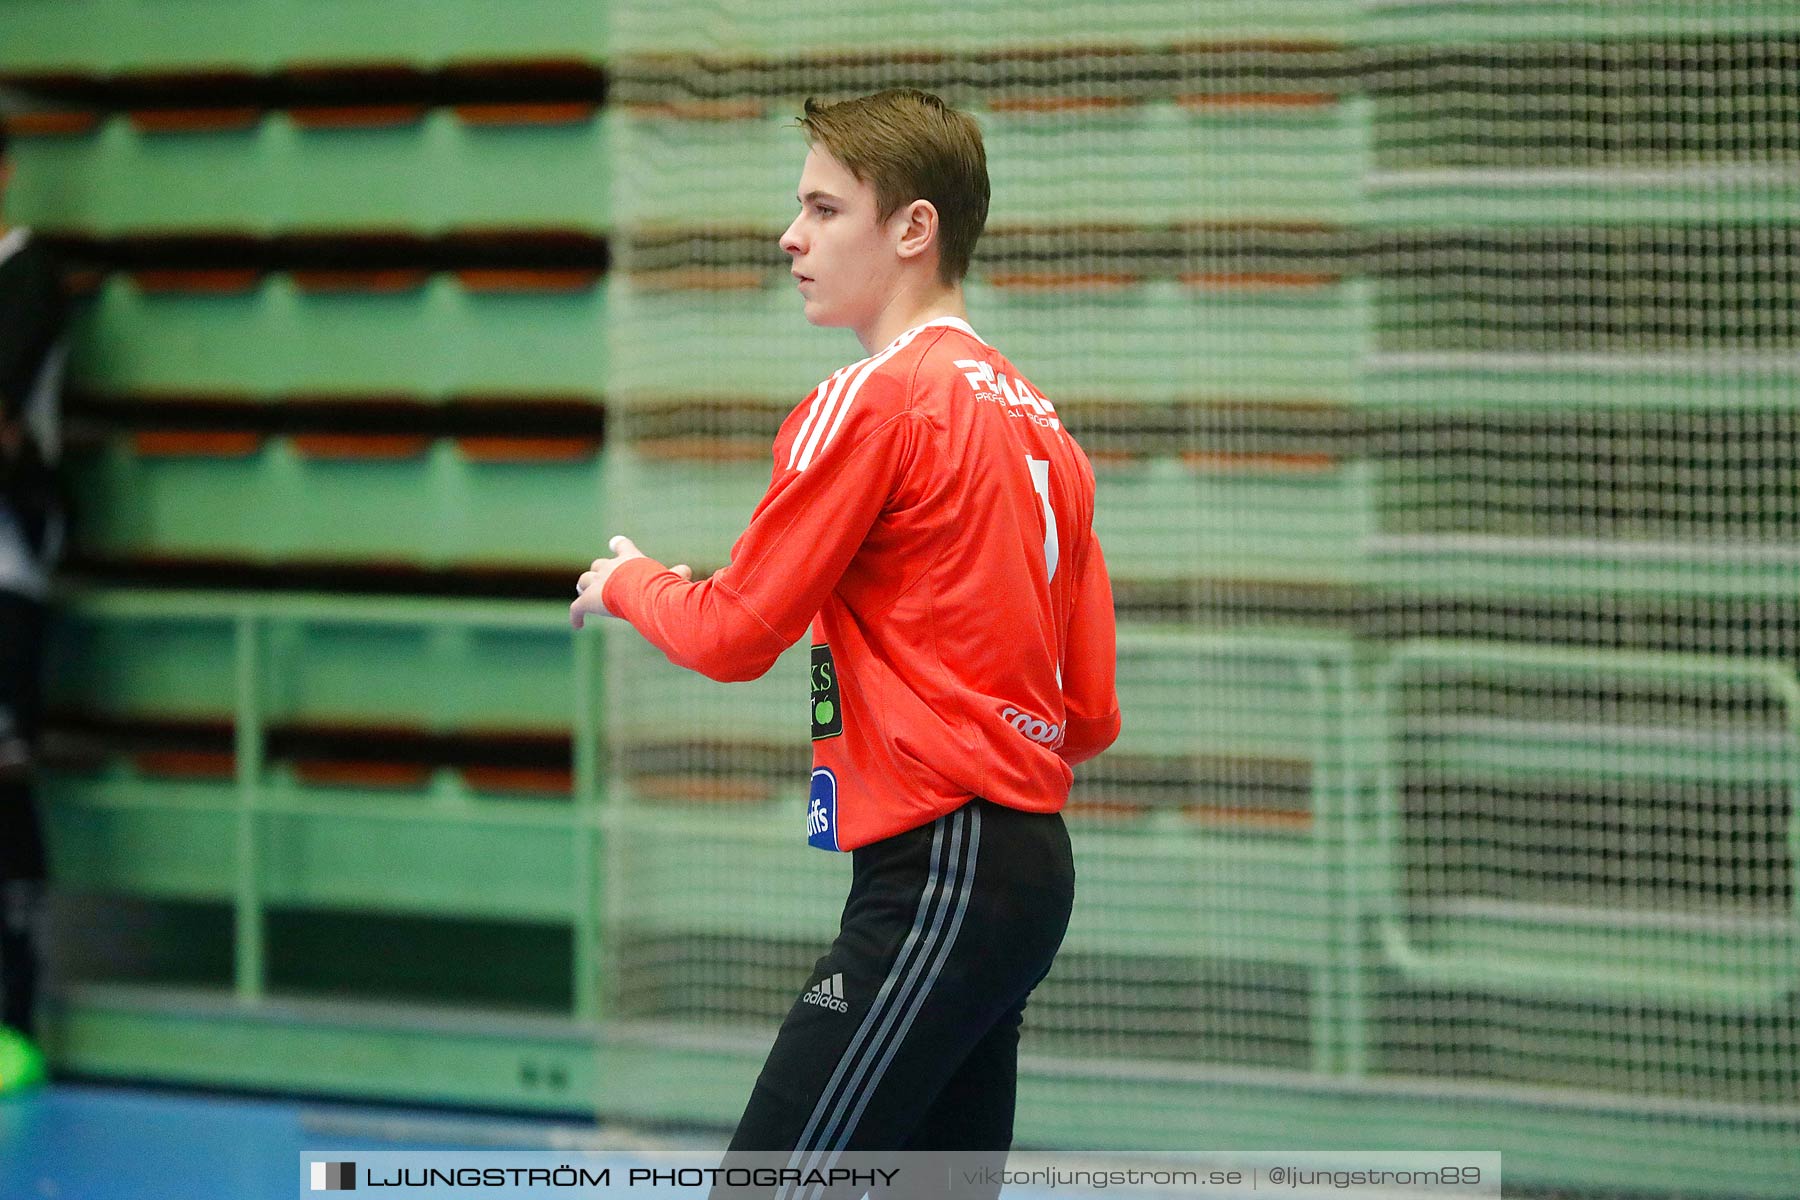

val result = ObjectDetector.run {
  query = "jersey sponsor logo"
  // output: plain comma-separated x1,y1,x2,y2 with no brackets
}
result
953,359,1060,430
807,767,840,851
801,971,849,1013
810,643,843,741
1000,705,1066,750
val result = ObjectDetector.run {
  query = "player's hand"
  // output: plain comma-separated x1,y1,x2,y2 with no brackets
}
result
570,535,692,629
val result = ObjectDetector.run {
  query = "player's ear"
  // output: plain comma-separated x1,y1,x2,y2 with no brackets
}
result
894,199,938,264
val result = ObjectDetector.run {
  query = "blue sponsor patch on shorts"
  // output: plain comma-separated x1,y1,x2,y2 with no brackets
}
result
806,767,840,851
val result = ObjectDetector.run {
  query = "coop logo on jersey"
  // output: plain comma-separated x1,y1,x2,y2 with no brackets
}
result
810,643,843,741
953,359,1060,429
807,767,840,851
1000,705,1066,749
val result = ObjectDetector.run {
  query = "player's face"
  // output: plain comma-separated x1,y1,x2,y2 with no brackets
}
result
780,146,903,336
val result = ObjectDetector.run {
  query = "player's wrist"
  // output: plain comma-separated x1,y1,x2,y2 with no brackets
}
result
598,553,662,617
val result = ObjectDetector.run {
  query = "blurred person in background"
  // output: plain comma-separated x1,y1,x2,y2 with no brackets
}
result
0,115,71,1089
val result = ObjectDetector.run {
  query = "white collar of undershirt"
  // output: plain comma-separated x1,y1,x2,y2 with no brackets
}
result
886,314,981,350
0,227,30,269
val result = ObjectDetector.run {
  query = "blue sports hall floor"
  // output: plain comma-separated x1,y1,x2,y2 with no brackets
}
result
2,1082,1155,1200
1,1081,716,1199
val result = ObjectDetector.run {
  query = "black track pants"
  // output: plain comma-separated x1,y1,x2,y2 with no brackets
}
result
717,797,1074,1194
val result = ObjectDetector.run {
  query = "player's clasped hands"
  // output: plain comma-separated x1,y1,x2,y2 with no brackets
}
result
570,535,693,629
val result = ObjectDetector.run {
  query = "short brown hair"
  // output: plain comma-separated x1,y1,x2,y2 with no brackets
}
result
798,89,988,285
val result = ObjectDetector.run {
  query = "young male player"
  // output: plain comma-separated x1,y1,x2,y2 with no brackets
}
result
571,89,1120,1166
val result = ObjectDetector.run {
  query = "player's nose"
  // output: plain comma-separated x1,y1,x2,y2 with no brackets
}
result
779,216,805,256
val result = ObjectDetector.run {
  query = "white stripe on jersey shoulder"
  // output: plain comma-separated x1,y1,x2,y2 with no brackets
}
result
787,362,859,470
795,325,925,471
788,318,982,472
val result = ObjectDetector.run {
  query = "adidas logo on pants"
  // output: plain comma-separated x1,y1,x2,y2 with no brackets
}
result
802,972,849,1013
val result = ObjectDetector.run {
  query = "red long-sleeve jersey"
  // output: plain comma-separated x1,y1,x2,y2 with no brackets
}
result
602,315,1120,850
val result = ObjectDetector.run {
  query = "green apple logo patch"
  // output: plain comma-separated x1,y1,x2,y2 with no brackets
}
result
811,644,843,741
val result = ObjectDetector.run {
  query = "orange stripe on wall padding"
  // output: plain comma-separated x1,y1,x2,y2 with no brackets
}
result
290,269,432,293
630,775,777,804
134,750,237,779
289,104,429,129
1186,804,1313,831
131,269,262,294
628,268,766,292
988,96,1140,113
133,430,263,457
632,437,768,462
455,436,600,463
293,760,434,788
454,101,598,125
1179,272,1341,289
291,434,432,460
460,766,574,795
455,268,602,292
985,272,1141,291
11,110,103,136
129,107,262,133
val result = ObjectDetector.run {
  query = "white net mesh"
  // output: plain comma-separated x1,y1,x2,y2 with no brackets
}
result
594,3,1799,1194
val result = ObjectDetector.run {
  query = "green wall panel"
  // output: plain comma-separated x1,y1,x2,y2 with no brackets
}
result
68,435,608,568
48,593,577,731
0,0,607,72
45,768,582,920
10,113,613,235
50,988,601,1113
71,275,607,394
